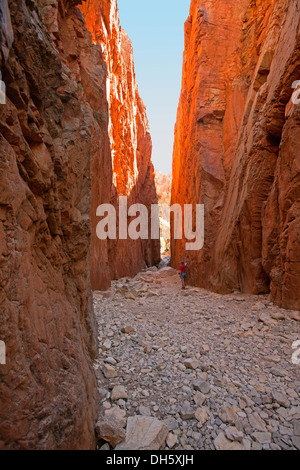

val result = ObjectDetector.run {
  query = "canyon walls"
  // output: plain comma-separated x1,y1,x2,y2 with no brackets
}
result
0,0,159,449
171,0,300,310
0,0,100,449
80,0,160,289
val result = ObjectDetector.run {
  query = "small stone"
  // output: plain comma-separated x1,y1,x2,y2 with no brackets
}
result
194,391,206,406
258,313,277,326
101,291,114,299
104,356,117,365
102,339,112,351
99,443,110,450
251,441,263,450
139,405,152,416
111,385,128,401
166,432,177,449
271,312,285,320
294,420,300,436
195,407,210,426
197,372,207,381
115,416,169,450
219,406,238,425
99,388,109,400
144,344,152,354
95,416,126,448
252,302,266,311
264,355,281,363
251,432,272,444
104,406,127,428
193,379,210,394
103,364,118,378
272,391,291,408
164,416,179,432
121,325,135,333
184,358,200,370
225,426,244,442
214,432,245,450
290,311,300,322
270,367,288,377
270,443,282,450
292,436,300,450
248,412,267,432
180,403,195,420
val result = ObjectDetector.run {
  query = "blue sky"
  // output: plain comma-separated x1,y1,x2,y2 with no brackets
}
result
118,0,190,174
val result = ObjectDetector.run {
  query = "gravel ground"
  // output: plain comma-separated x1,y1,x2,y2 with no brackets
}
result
93,268,300,450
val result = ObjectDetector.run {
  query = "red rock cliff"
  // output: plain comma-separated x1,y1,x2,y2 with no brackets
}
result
0,0,160,449
80,0,160,289
171,0,300,310
0,0,104,449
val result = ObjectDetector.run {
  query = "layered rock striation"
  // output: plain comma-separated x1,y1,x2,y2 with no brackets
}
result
0,0,101,449
0,0,159,449
80,0,160,289
171,0,300,309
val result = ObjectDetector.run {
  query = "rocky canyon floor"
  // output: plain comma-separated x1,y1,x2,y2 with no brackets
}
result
94,268,300,451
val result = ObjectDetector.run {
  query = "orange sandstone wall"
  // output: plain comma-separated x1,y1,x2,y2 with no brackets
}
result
0,0,159,448
171,0,300,310
80,0,160,289
0,0,99,448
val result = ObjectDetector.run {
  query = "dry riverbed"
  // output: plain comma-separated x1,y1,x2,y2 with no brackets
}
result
93,267,300,450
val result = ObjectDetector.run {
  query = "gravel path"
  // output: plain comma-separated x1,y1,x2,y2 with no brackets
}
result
93,268,300,450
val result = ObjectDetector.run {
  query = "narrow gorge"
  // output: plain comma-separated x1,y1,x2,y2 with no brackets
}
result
0,0,299,452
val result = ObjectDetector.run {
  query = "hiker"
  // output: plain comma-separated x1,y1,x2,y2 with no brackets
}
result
179,261,187,289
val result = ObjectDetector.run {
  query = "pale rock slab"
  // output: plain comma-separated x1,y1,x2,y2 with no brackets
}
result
115,416,169,450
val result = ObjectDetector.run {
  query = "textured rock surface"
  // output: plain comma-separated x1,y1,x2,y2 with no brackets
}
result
171,0,300,309
115,415,169,450
95,270,300,450
80,0,160,289
0,0,159,449
0,0,104,449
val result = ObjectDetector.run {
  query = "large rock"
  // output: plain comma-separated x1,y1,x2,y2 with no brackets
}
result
115,416,169,450
155,267,177,278
219,406,238,425
171,0,300,310
195,407,210,426
214,432,245,451
104,406,127,428
111,385,128,401
95,416,126,448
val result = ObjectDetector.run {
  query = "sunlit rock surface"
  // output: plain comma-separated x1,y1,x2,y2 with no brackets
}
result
0,0,159,448
80,0,160,290
171,0,300,310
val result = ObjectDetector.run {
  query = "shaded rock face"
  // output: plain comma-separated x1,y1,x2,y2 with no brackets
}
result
0,0,103,449
0,0,159,449
171,0,300,310
80,0,160,289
